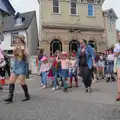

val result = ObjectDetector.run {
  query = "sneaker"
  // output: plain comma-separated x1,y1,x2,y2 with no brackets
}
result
88,87,92,93
92,79,98,83
69,85,72,88
56,86,59,89
102,76,104,79
42,85,46,89
63,87,68,93
52,87,56,91
111,76,116,82
85,88,88,92
116,96,120,101
41,83,43,86
106,77,110,82
74,85,79,87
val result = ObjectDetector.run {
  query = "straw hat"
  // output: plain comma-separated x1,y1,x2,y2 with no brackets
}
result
41,56,48,62
16,35,25,40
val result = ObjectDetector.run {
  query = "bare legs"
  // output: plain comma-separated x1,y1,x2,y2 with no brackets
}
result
4,73,30,103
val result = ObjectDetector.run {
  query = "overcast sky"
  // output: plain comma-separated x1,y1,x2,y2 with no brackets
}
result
10,0,120,30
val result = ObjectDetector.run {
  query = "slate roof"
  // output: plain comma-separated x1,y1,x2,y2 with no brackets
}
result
104,8,118,20
0,0,15,15
3,11,36,32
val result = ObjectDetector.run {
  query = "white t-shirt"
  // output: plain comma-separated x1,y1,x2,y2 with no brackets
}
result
107,54,114,61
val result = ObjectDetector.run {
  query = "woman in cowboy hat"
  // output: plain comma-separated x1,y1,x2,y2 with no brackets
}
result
4,35,30,104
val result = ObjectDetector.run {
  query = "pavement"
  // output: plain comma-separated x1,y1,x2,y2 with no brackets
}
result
0,75,120,120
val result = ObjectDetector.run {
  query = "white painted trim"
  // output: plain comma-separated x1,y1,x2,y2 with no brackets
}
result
52,0,61,15
69,0,78,16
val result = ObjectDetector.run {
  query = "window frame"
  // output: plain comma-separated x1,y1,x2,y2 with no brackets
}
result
88,3,94,17
53,0,60,14
11,32,18,47
70,0,78,16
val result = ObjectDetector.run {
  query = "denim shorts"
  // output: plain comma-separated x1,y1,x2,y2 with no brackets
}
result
12,60,28,75
60,69,69,78
106,61,114,74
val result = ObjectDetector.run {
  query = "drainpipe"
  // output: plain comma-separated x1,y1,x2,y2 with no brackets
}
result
25,30,30,77
37,0,42,46
25,30,29,48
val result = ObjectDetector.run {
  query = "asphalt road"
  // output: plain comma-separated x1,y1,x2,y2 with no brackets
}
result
0,75,120,120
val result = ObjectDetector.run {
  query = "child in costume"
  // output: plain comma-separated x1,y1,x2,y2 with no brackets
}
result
59,52,70,92
69,52,78,88
50,55,60,91
39,56,51,88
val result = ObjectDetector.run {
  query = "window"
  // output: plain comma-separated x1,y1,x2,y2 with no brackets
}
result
53,0,60,14
16,18,22,25
97,0,101,4
88,3,94,16
71,0,77,15
81,0,84,3
11,33,18,46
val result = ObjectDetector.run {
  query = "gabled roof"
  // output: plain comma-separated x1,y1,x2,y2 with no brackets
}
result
104,8,118,20
0,0,15,15
3,11,36,32
14,12,25,19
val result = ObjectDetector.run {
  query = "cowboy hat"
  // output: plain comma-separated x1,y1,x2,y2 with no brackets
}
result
41,56,48,62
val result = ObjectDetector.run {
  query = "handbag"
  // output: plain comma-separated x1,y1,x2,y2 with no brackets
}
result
0,59,6,68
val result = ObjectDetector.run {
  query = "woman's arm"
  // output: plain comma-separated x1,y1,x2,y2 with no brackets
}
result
114,52,120,57
23,47,29,56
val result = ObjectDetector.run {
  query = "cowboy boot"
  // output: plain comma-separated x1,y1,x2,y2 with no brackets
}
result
4,84,15,104
75,77,79,87
21,85,30,102
69,77,72,88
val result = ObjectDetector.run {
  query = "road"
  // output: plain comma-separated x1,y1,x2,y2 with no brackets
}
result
0,75,120,120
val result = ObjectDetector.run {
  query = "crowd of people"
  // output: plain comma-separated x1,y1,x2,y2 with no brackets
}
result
38,39,116,93
1,35,120,104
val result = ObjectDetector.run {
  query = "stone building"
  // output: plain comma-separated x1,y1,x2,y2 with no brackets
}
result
39,0,118,55
103,8,118,48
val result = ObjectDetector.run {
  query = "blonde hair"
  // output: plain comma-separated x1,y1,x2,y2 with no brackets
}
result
16,35,26,46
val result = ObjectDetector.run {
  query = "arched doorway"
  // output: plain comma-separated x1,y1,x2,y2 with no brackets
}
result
50,39,62,55
69,40,79,52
